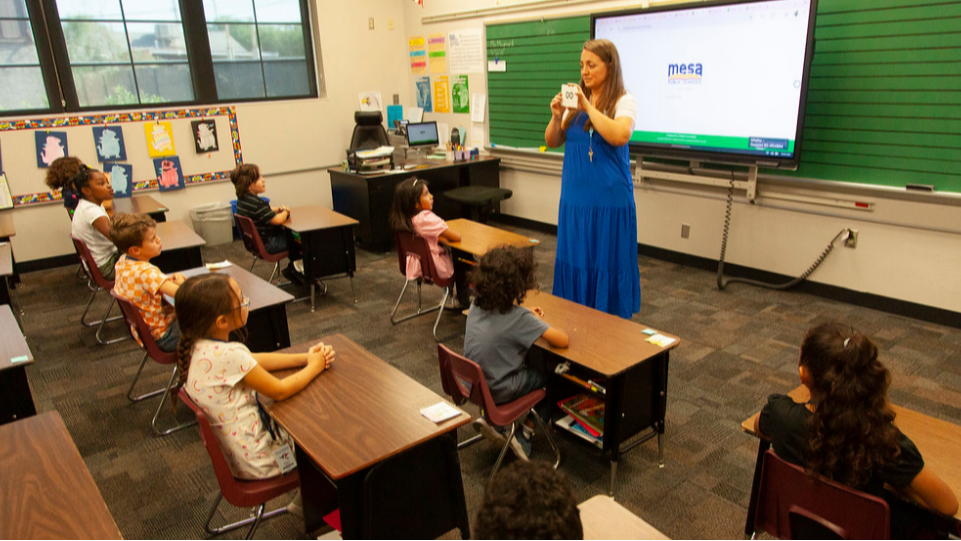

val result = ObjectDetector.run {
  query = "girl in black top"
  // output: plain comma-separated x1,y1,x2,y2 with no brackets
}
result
756,322,957,520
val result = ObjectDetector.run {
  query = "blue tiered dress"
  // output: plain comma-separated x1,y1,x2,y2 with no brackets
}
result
552,108,641,319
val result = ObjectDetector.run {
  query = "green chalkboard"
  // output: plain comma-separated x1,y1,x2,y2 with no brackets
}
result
486,1,961,193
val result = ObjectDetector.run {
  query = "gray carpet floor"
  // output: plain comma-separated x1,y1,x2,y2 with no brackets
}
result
13,220,961,539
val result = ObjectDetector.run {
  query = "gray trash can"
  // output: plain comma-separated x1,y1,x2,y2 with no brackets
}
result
190,202,234,246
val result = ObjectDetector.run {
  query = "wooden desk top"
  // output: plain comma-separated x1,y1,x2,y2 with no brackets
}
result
0,211,14,238
0,242,11,277
181,263,293,311
742,385,961,520
579,495,670,540
443,218,540,257
0,305,31,372
156,220,205,251
264,334,470,480
328,156,500,178
284,204,359,233
520,290,679,377
112,194,167,216
0,412,123,539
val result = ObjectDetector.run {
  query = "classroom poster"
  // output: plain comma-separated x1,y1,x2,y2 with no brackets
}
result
471,93,486,123
409,36,426,75
93,126,127,162
416,76,432,112
191,120,219,153
433,76,450,113
144,122,176,158
428,34,446,73
0,174,12,210
106,162,133,198
153,156,184,191
35,131,67,168
358,91,383,112
452,75,470,114
448,28,484,74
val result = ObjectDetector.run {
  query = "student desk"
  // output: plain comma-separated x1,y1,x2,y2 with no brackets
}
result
151,220,205,273
0,411,122,539
328,156,501,251
0,211,19,287
741,385,961,535
443,218,541,305
112,194,167,222
0,242,12,307
263,334,471,538
579,495,670,540
283,205,358,312
181,264,294,352
0,305,34,425
520,290,679,496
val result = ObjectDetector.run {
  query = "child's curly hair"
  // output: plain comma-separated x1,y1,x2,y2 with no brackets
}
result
44,156,84,190
474,461,583,540
468,245,537,314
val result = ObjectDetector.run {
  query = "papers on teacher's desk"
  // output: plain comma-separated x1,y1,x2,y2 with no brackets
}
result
354,146,394,159
420,401,462,423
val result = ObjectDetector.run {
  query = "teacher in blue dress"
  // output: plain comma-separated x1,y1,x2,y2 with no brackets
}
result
545,39,640,319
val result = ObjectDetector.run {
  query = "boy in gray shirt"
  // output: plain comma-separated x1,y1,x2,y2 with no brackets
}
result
465,246,569,459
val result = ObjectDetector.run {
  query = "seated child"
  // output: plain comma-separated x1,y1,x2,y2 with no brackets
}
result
109,213,185,352
756,322,958,532
176,273,335,515
47,156,113,213
464,245,569,459
67,165,119,280
230,163,301,280
474,461,583,540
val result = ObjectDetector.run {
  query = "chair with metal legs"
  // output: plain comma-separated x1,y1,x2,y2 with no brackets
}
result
178,388,300,540
437,344,561,480
390,231,454,342
234,214,288,285
112,291,195,436
71,236,128,345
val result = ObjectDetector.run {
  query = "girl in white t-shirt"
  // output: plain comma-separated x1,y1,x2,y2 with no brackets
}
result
175,273,335,515
65,165,119,279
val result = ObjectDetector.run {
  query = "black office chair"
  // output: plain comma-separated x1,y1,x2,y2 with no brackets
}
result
349,111,389,151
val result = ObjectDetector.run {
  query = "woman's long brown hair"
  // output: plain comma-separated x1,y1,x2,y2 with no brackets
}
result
562,39,627,132
174,274,241,387
801,322,902,488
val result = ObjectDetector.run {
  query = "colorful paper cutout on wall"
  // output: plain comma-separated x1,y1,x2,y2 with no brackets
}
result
416,76,432,113
433,76,450,114
428,34,446,74
452,75,470,114
35,131,68,168
145,121,176,157
153,156,184,191
106,162,133,198
93,126,127,162
191,120,219,153
409,36,427,75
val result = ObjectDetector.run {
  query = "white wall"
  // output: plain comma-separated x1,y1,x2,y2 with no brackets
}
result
403,0,961,314
2,0,411,263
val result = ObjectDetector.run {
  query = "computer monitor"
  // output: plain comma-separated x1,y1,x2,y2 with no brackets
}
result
406,121,440,149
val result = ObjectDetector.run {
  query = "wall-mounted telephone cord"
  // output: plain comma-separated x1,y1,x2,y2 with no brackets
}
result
717,174,848,291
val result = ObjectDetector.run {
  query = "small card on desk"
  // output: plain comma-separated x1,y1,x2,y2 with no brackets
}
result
420,401,462,423
646,334,677,347
205,260,232,271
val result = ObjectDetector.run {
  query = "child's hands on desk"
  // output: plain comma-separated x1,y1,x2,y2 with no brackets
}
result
530,307,546,319
307,343,336,372
170,273,187,285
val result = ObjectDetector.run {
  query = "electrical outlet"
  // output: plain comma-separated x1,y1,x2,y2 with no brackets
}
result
844,229,858,248
681,223,690,239
368,17,374,30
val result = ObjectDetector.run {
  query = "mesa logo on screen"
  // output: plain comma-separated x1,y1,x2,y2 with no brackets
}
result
667,63,703,84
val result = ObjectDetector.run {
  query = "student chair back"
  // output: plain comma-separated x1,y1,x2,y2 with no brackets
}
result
71,236,127,345
754,449,890,540
437,344,560,479
178,388,300,540
390,231,454,341
71,236,112,291
349,111,389,151
234,214,288,283
361,435,470,539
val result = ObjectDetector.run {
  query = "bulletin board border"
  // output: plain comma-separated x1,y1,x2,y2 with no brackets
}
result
0,106,242,208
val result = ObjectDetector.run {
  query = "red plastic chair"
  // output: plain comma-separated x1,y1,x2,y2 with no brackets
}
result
178,388,300,540
71,236,128,345
234,214,289,284
112,291,196,436
437,344,560,480
390,231,454,342
753,449,890,539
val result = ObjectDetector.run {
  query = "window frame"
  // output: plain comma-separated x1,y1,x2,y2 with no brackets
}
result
1,0,318,116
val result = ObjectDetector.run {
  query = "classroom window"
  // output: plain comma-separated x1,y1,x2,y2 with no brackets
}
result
0,0,49,112
203,0,313,100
